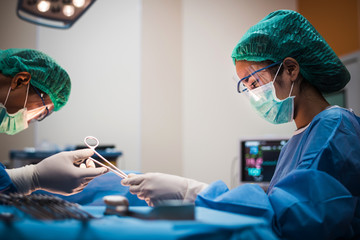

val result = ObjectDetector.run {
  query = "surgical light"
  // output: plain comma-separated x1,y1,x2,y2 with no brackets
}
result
73,0,86,8
16,0,96,29
37,1,50,13
63,5,75,17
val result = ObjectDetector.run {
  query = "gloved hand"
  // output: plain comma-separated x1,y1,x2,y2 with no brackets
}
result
6,149,108,195
121,172,208,206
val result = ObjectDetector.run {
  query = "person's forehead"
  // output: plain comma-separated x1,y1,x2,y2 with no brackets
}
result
235,61,267,78
235,60,268,69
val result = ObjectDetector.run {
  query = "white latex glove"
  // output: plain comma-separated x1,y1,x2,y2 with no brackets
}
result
6,149,108,195
121,172,208,206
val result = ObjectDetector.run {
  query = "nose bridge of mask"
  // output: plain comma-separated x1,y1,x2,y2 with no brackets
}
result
245,80,272,102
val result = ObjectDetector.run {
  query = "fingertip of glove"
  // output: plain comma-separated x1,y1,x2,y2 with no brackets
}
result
72,148,95,159
79,166,108,178
121,178,129,186
94,167,107,175
78,148,95,155
120,173,133,184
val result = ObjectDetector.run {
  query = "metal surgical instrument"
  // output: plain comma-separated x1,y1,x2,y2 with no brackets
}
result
84,136,128,179
0,193,94,221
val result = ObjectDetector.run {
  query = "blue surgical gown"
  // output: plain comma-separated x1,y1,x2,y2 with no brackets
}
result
0,162,16,194
196,106,360,239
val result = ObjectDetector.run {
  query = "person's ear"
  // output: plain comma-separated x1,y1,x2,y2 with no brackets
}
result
282,57,300,82
10,72,31,90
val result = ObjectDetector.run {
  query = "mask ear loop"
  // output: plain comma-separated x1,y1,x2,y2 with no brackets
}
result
272,62,295,98
23,84,30,108
3,87,12,107
3,83,30,108
288,81,295,98
271,62,283,99
272,62,283,84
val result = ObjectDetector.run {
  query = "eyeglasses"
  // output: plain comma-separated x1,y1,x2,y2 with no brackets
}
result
234,60,282,93
31,86,51,121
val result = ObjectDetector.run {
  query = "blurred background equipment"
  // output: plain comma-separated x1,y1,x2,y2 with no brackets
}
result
9,145,122,168
240,138,288,190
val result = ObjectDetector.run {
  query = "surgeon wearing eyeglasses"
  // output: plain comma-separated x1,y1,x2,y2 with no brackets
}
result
0,48,107,196
122,10,360,239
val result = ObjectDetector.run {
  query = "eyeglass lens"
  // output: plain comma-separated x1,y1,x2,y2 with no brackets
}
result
31,85,50,121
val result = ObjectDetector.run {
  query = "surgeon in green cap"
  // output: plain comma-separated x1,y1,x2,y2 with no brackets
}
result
122,10,360,239
0,48,107,196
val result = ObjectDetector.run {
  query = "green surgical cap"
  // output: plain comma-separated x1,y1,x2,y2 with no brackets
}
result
231,10,350,93
0,48,71,111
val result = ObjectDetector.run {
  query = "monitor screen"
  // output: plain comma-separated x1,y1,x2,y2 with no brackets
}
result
240,139,288,183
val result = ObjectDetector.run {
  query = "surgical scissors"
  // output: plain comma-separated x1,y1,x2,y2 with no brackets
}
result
84,136,128,179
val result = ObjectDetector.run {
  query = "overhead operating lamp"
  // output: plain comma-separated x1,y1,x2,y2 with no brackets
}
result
16,0,96,29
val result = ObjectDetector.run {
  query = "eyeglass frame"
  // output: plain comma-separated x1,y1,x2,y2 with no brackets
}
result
31,85,50,121
236,60,283,93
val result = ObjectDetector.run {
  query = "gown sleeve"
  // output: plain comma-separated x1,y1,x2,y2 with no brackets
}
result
295,110,360,196
196,169,356,240
196,181,274,221
268,169,355,239
0,163,17,194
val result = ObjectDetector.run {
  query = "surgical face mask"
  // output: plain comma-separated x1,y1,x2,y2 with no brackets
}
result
0,104,29,135
0,85,29,135
244,63,295,124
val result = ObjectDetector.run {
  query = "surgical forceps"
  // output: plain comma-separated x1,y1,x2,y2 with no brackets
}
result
84,136,128,179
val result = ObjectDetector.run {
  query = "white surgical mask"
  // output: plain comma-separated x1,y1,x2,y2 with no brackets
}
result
0,85,29,135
